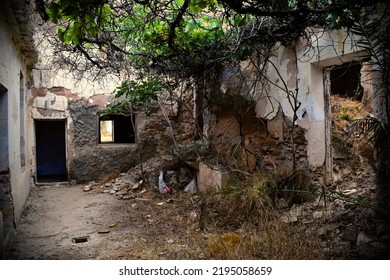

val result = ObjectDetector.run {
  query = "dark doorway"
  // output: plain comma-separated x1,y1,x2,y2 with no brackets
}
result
35,120,67,182
330,61,363,101
0,84,8,173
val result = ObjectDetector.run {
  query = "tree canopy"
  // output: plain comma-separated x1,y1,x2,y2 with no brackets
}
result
36,0,387,81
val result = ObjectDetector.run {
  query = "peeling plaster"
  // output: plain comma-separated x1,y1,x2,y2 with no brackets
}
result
33,91,68,112
87,94,108,107
211,28,370,172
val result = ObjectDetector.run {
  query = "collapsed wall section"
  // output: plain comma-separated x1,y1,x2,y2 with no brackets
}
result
203,88,309,175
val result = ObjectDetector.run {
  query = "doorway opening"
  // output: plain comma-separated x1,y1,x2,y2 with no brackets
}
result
0,84,8,173
0,84,11,259
35,120,67,182
324,60,373,184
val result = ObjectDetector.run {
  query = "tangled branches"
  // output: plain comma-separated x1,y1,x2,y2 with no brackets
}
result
34,0,387,83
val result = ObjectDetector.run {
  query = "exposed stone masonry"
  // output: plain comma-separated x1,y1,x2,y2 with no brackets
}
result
205,98,309,175
0,170,14,258
68,99,139,183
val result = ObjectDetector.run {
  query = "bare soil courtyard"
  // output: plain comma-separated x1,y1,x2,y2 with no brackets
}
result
7,183,207,260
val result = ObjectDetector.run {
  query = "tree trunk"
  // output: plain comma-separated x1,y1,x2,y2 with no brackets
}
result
194,76,204,139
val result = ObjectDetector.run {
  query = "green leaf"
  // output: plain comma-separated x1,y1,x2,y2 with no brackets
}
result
88,26,99,37
56,27,65,42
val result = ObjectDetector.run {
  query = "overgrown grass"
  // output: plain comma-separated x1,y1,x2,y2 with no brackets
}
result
200,171,324,259
338,113,352,121
206,223,324,259
264,169,318,207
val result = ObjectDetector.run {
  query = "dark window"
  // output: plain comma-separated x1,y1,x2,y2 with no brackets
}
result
99,114,135,144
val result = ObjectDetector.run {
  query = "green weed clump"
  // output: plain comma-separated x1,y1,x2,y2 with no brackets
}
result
264,169,318,207
338,113,352,121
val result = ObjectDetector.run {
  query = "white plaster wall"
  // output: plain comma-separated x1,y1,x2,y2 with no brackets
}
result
252,29,366,169
31,68,120,98
0,5,34,221
32,91,68,119
32,27,120,98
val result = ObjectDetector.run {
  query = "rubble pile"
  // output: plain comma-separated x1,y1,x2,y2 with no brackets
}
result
83,155,195,199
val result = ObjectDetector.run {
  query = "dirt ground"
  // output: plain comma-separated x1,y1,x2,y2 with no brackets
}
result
7,183,208,260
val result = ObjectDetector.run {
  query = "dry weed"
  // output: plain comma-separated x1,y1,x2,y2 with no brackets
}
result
206,223,323,259
99,171,120,185
201,172,323,259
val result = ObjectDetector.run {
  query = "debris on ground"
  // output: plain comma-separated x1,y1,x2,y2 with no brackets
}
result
184,179,197,194
72,236,89,243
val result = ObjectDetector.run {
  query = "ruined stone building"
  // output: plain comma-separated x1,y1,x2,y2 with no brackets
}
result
199,29,376,189
0,0,128,257
0,0,383,258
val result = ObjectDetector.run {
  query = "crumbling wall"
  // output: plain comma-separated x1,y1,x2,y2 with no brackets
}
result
30,87,141,183
0,171,13,258
203,29,369,179
204,92,309,175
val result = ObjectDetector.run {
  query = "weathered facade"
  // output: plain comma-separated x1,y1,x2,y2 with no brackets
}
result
200,28,375,187
0,0,38,258
29,26,377,190
29,66,195,183
29,85,165,183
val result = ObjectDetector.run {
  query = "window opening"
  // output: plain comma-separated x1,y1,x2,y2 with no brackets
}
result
100,120,114,143
99,114,135,144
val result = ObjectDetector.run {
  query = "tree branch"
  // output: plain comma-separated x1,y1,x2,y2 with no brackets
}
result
168,0,190,49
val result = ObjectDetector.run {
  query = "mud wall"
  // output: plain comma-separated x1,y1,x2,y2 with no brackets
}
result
204,92,309,174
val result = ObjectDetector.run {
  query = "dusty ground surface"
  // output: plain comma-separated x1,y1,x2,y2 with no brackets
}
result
7,183,207,260
6,96,390,260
